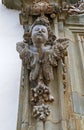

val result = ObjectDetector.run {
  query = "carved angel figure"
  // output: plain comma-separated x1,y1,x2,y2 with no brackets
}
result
16,16,69,85
17,16,69,120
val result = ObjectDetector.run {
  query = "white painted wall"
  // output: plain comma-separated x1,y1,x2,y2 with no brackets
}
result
0,1,23,130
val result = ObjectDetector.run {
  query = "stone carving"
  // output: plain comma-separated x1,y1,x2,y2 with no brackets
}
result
68,2,84,14
62,1,84,15
2,0,22,10
16,16,69,121
19,0,60,25
33,104,50,121
19,0,83,26
31,82,54,104
31,0,55,16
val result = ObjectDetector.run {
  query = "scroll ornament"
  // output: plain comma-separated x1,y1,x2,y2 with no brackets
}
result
62,1,84,15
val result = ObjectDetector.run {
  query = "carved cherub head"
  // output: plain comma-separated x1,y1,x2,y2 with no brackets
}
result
24,16,56,46
31,24,48,47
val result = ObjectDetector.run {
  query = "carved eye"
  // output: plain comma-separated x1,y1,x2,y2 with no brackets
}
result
42,29,46,33
34,26,46,33
35,27,39,31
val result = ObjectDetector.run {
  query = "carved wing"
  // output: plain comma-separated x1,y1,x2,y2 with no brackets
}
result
49,38,69,66
16,42,40,80
16,42,30,69
42,38,69,84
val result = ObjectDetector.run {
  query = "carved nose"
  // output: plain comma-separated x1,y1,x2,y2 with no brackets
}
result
38,29,42,33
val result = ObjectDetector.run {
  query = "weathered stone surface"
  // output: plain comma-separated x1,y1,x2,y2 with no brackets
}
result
79,95,84,115
66,14,84,25
17,15,69,121
2,0,22,10
72,92,80,114
68,0,79,4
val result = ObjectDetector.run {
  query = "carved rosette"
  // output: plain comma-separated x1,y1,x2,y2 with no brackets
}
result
31,82,54,120
31,82,54,104
33,104,50,121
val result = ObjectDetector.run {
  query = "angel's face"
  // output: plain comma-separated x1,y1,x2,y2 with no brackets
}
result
31,25,48,47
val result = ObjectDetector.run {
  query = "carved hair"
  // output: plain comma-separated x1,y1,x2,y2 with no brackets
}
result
30,16,50,30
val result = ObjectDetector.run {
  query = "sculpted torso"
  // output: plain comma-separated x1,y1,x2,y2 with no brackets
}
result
30,25,52,82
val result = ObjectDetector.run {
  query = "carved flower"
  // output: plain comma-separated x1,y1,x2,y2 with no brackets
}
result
31,82,54,103
33,104,50,121
36,83,44,95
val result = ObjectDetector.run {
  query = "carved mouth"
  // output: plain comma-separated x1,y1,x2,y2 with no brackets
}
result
37,33,43,36
35,34,44,41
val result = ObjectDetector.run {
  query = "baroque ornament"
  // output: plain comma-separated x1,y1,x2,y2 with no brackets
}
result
68,2,84,14
20,0,60,26
31,82,54,104
62,1,84,15
33,104,50,121
31,0,56,16
17,7,69,120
